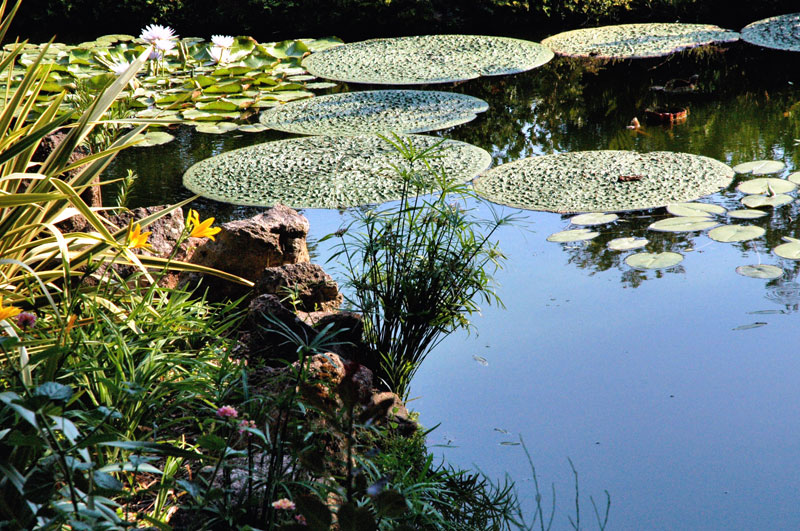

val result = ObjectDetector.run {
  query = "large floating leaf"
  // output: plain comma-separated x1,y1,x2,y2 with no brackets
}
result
787,171,800,185
741,13,800,52
736,264,784,279
741,193,793,208
736,177,796,195
727,208,768,219
608,237,648,251
625,251,683,270
648,216,719,232
569,212,618,226
666,202,726,217
303,34,553,85
707,224,765,242
259,90,488,135
473,150,733,213
774,237,800,260
183,134,491,209
541,23,739,59
732,160,786,175
546,228,599,242
130,131,175,147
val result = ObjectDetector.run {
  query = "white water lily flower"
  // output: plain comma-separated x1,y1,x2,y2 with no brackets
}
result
154,38,176,52
109,61,132,76
209,45,228,64
140,24,177,43
211,35,234,48
148,49,162,61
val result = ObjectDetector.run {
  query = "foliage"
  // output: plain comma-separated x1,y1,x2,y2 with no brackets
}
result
329,134,518,399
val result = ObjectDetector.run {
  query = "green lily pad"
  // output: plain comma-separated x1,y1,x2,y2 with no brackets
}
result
625,251,684,270
732,160,786,175
473,150,733,213
774,239,800,260
741,13,800,52
259,90,488,135
237,123,268,133
736,177,796,194
666,202,726,217
195,122,239,134
607,237,649,251
130,131,175,147
303,34,554,85
541,23,739,59
727,209,768,219
741,193,793,208
648,216,719,232
546,228,600,242
787,171,800,185
569,212,618,226
736,264,784,279
182,134,491,209
707,224,766,242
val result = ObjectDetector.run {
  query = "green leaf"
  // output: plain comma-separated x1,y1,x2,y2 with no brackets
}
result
93,471,124,492
238,123,268,133
34,382,73,402
546,228,599,242
736,265,783,279
130,131,175,147
23,465,57,504
607,237,648,251
732,160,786,175
736,177,796,195
648,216,718,232
625,251,683,270
773,241,800,260
666,202,726,217
741,193,793,208
707,224,765,243
195,122,239,134
197,434,227,451
727,209,768,219
569,212,618,226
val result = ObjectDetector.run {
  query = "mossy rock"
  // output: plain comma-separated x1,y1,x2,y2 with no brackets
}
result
302,34,553,85
742,13,800,52
542,23,739,59
472,150,734,213
183,134,491,209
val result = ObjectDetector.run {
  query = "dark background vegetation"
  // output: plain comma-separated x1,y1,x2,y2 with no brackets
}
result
11,0,800,44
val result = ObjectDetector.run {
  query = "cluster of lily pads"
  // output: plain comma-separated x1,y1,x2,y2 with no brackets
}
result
545,159,800,279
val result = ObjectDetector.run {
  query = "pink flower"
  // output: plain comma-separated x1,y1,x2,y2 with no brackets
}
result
271,498,296,510
295,514,307,525
238,419,256,434
216,405,238,418
15,312,36,330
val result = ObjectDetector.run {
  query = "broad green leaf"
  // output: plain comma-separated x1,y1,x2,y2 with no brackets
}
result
625,251,683,269
648,216,718,232
666,202,726,217
196,99,238,111
787,171,800,185
741,193,793,208
33,382,72,402
736,264,783,279
546,228,599,242
774,241,800,260
130,131,175,147
237,123,268,133
736,177,796,195
732,160,786,175
607,237,648,251
707,224,765,242
195,122,239,134
727,209,768,219
569,212,618,226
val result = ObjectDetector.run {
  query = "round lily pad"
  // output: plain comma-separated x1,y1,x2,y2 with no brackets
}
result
238,124,269,133
259,90,489,135
741,13,800,52
625,251,684,270
741,193,793,208
727,209,768,219
569,212,618,226
131,131,175,147
472,150,733,213
541,23,739,59
182,134,492,209
732,160,786,175
302,34,554,85
546,228,599,242
774,238,800,260
707,224,766,242
195,122,239,134
736,177,796,195
666,202,726,217
608,237,649,251
736,264,784,279
648,216,719,232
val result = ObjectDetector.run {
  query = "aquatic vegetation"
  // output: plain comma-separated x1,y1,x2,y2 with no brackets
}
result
473,150,734,213
736,177,797,194
773,237,800,259
541,23,739,59
607,237,648,251
736,264,784,279
741,13,800,52
259,89,489,135
666,202,726,217
547,228,601,242
741,193,793,208
302,34,554,85
727,209,768,219
570,212,618,225
732,159,786,175
707,224,766,242
182,134,491,208
648,216,720,232
625,251,684,270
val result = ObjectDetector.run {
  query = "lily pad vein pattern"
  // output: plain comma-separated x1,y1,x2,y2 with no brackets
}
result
741,13,800,52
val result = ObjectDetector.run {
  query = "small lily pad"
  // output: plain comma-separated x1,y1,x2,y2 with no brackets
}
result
732,160,786,175
237,124,269,133
131,131,175,147
787,171,800,185
666,202,726,217
546,228,600,242
195,122,239,134
569,212,618,226
736,264,784,279
625,251,683,270
741,193,793,208
607,237,649,251
707,224,765,242
648,216,719,232
736,177,796,195
774,240,800,260
727,209,768,219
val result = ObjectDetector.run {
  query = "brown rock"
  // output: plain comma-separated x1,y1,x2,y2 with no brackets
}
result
367,391,416,435
257,262,342,313
244,294,318,360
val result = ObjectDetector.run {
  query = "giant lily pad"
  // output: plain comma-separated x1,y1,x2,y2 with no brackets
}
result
259,90,488,135
182,134,491,209
302,35,553,85
625,251,683,270
736,265,784,279
472,150,734,213
741,13,800,52
707,224,766,242
541,23,739,59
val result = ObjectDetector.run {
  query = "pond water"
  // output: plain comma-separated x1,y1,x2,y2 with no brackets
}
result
111,42,800,529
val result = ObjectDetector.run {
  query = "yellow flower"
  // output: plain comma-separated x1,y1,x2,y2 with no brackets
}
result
187,209,221,240
0,295,22,322
127,223,152,249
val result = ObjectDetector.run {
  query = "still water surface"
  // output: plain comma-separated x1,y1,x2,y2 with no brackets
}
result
112,42,800,529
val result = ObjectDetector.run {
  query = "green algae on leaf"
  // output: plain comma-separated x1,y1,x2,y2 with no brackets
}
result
736,264,784,279
259,90,488,135
625,251,683,270
541,23,739,59
732,160,786,175
741,13,800,52
707,224,766,242
472,150,733,213
666,202,726,217
302,34,553,85
182,134,491,209
546,228,600,242
569,212,618,226
607,237,648,251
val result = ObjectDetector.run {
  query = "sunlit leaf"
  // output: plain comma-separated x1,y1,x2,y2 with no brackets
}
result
736,177,796,195
666,202,726,217
546,228,599,242
569,212,618,226
707,224,765,242
648,216,718,232
607,237,648,251
732,160,786,175
625,251,683,269
727,209,768,219
741,193,793,208
736,264,783,279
